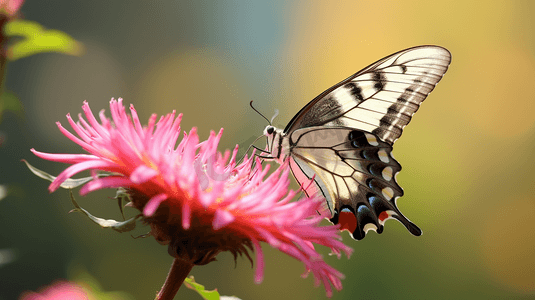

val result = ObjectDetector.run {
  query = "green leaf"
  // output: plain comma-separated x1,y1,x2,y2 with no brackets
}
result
22,159,95,189
184,276,233,300
115,187,131,220
69,191,142,233
183,278,241,300
4,20,84,60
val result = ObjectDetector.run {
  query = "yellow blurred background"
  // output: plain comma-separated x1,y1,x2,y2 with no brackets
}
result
1,1,534,299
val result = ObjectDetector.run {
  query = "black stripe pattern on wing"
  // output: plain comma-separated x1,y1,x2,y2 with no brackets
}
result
283,46,451,145
290,127,422,240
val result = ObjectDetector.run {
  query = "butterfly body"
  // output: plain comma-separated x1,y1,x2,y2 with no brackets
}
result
263,45,451,240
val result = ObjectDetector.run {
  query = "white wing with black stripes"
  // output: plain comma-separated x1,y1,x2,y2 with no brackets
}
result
283,46,451,144
263,45,451,240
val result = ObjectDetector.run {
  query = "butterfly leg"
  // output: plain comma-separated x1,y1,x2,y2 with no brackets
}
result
237,139,271,164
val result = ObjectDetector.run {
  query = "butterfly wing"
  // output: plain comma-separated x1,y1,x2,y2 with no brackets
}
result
288,126,420,240
284,45,451,144
284,46,451,239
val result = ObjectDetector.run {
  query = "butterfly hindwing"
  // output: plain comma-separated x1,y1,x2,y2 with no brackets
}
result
288,126,421,240
284,45,451,144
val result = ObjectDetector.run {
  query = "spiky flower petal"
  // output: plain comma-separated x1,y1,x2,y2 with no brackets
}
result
31,99,353,296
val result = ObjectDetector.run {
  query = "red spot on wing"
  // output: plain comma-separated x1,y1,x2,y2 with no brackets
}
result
378,211,389,222
339,210,357,233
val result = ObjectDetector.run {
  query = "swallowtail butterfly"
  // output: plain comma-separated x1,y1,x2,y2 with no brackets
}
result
262,45,451,240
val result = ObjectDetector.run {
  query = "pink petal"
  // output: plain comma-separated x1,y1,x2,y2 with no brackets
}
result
254,227,281,248
56,122,95,153
31,149,98,164
130,165,158,184
212,209,235,230
66,113,94,144
50,160,114,192
182,202,191,229
6,0,23,15
129,103,144,135
79,176,133,195
81,101,109,139
143,193,168,216
251,238,264,284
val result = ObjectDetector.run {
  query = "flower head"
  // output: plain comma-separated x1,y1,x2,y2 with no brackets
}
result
19,281,90,300
31,99,352,296
0,0,23,17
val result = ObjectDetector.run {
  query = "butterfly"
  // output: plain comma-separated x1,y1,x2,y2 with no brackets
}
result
260,45,451,240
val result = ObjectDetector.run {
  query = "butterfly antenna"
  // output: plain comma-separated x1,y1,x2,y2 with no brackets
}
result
250,100,271,125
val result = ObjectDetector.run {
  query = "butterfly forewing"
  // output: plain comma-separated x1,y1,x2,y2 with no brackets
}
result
284,45,451,144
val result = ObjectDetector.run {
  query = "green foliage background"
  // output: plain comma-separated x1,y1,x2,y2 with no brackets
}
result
1,1,534,299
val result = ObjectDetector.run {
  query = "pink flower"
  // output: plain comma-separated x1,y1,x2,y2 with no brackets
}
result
31,99,353,297
0,0,24,16
19,281,90,300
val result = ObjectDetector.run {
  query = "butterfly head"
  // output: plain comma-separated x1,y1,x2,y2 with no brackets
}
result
262,125,288,163
263,125,275,136
263,125,277,152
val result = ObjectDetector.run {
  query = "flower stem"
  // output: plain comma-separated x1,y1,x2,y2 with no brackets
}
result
155,258,194,300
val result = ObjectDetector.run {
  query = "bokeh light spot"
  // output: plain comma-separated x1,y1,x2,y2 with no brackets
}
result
134,48,249,141
459,46,535,138
480,196,535,293
0,184,7,201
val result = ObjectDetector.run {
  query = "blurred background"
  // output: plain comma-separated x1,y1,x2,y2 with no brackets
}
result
1,1,534,299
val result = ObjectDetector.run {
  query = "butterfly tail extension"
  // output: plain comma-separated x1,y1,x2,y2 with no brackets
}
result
392,214,422,236
289,127,423,240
